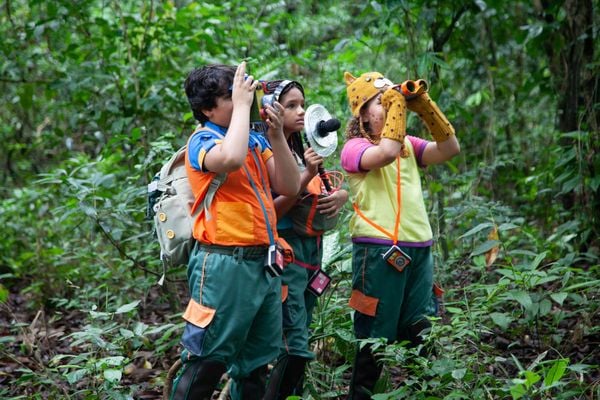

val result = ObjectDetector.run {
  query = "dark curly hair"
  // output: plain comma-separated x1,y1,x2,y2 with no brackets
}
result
184,64,236,123
345,115,379,144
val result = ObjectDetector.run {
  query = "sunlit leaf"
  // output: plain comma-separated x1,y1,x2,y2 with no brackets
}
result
0,284,8,303
115,300,140,314
523,370,541,389
471,240,501,257
104,368,122,382
490,312,512,330
485,226,500,267
66,368,88,384
506,290,532,309
543,359,568,387
510,383,527,399
452,368,467,380
550,292,568,305
459,222,494,239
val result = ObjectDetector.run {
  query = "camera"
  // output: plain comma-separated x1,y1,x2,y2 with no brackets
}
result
256,80,293,121
307,269,331,297
382,245,411,273
243,78,292,132
265,244,284,277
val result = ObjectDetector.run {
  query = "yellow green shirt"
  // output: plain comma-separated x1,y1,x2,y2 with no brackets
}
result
340,136,433,246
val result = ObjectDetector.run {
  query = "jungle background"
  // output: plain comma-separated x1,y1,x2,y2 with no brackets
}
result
1,0,598,399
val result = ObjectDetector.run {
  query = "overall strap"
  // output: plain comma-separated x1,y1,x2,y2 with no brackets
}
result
353,157,402,244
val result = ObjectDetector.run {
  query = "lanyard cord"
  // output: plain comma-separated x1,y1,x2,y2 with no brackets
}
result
352,157,401,245
243,149,276,246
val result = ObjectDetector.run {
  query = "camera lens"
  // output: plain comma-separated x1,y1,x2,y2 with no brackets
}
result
261,94,274,107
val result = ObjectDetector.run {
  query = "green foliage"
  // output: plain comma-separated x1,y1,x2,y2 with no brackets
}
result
1,0,597,399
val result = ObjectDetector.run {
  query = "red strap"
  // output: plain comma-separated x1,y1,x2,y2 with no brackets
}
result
294,259,320,271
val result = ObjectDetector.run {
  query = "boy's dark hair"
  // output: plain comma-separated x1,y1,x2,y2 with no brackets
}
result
185,64,236,123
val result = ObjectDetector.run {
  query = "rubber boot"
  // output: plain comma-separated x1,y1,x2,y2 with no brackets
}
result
230,364,269,400
264,355,309,400
407,319,431,346
347,345,382,400
408,319,434,357
170,359,227,400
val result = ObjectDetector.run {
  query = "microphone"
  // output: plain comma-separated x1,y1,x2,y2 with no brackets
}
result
307,118,340,194
316,118,341,137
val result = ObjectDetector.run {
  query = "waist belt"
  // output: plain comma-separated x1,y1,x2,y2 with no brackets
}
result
197,244,268,259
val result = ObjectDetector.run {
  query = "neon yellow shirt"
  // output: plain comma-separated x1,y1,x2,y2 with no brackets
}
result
341,137,433,246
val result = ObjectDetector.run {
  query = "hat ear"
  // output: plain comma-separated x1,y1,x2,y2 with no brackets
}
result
344,72,357,86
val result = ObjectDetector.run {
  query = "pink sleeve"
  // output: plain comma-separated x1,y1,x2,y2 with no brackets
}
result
341,138,374,173
407,135,430,167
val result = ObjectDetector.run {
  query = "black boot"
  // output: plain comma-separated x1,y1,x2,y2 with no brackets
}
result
347,345,382,400
408,318,435,357
236,364,269,400
407,319,431,346
264,355,308,400
170,359,227,400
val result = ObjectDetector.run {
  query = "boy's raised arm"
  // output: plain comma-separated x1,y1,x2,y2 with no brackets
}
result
203,62,259,173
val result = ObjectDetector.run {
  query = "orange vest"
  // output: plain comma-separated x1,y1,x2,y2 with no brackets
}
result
185,130,279,246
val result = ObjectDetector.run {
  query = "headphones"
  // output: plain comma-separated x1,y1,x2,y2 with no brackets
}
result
258,80,300,120
261,80,292,108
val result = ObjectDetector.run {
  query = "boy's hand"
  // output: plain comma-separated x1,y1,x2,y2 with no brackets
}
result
303,147,323,177
231,61,258,108
264,102,285,140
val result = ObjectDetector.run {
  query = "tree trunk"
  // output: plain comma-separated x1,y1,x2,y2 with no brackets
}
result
538,0,598,245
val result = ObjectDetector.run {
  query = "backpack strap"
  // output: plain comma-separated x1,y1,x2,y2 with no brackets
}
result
190,125,228,221
202,172,226,220
155,145,188,194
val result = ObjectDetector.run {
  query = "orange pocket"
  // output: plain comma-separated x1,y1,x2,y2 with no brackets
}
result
215,202,255,244
182,298,216,328
281,285,289,303
348,289,379,317
277,238,295,265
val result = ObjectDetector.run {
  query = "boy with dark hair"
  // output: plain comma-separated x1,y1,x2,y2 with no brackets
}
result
169,62,300,400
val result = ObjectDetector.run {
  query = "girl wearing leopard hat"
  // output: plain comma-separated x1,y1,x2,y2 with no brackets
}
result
340,71,460,399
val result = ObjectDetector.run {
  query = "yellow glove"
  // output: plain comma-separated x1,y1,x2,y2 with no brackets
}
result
380,88,409,157
404,79,455,142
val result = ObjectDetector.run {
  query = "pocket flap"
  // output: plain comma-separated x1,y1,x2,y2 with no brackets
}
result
348,289,378,317
182,298,216,328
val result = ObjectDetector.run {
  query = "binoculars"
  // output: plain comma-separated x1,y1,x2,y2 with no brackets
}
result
392,79,429,100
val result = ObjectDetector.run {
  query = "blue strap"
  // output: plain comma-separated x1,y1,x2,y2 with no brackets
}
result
242,150,276,245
